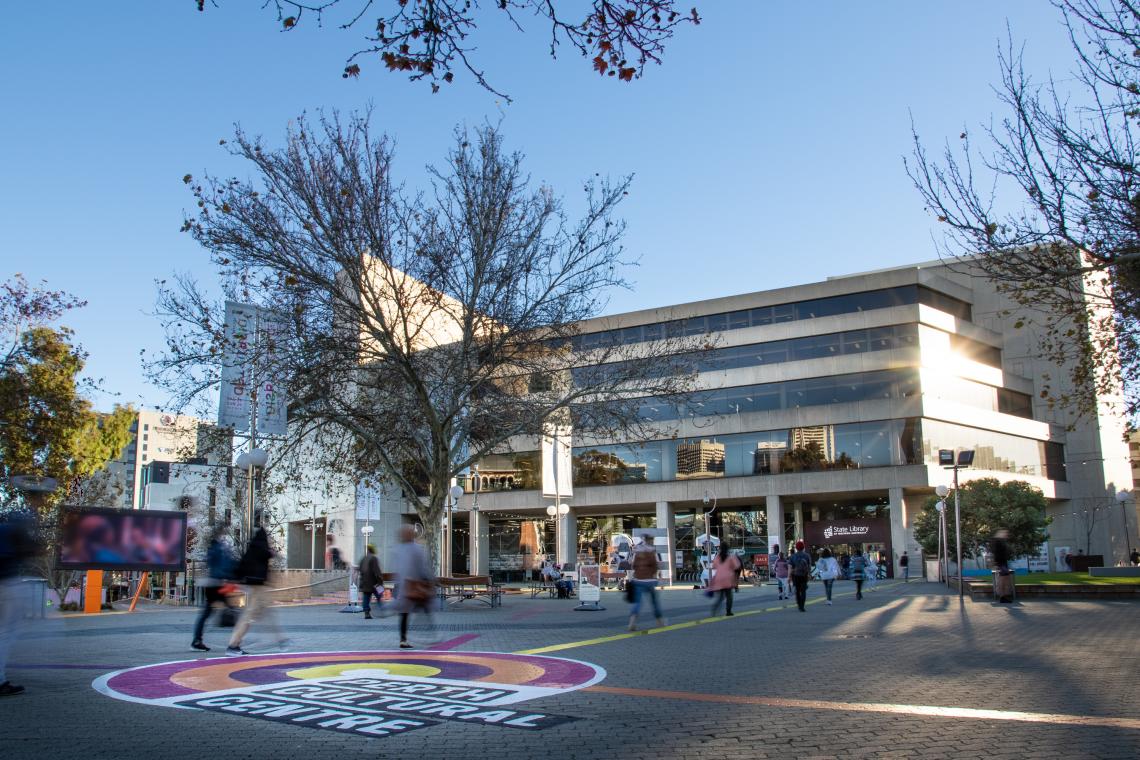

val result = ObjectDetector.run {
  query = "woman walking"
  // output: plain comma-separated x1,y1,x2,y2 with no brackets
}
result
628,535,666,631
393,525,435,649
850,548,868,600
815,547,840,606
773,552,790,601
709,544,741,617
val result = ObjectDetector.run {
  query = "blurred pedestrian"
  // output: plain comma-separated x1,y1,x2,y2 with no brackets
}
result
773,552,790,600
393,524,435,649
0,511,37,696
850,548,868,600
815,547,840,606
789,540,812,612
991,530,1011,572
899,551,910,582
866,553,879,592
226,527,286,656
357,544,384,620
628,535,665,630
325,535,344,570
709,544,741,617
191,527,236,651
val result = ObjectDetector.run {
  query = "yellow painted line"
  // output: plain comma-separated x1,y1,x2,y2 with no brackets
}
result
516,583,901,655
585,685,1140,731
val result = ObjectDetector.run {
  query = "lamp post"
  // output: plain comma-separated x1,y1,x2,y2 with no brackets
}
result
702,489,718,587
443,484,464,578
934,487,949,586
937,449,974,598
235,447,268,544
545,503,570,566
1115,491,1134,561
470,467,480,575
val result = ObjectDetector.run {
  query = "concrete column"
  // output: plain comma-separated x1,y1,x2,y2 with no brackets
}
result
469,510,489,576
655,501,676,585
793,502,804,542
557,508,576,566
888,487,910,579
766,495,784,555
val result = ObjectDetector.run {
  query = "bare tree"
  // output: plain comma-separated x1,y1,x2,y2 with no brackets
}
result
195,1,700,100
908,0,1140,418
150,110,704,561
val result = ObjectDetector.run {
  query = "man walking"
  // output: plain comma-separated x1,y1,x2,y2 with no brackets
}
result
850,548,868,600
789,540,812,612
899,551,909,582
357,544,384,619
226,527,286,656
628,535,666,630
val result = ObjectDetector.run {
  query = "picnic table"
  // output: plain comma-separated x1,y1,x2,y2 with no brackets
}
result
436,575,502,608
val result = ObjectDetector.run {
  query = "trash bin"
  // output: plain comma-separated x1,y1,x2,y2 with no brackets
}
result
924,559,940,582
992,569,1016,603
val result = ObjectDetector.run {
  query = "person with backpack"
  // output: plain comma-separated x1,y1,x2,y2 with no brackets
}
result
226,527,286,656
773,552,790,600
708,544,741,617
899,551,910,582
789,540,812,611
850,547,869,600
815,547,841,605
191,527,237,652
0,511,37,697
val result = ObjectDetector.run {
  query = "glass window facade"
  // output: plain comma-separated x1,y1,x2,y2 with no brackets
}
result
919,419,1066,480
624,368,921,423
571,286,971,350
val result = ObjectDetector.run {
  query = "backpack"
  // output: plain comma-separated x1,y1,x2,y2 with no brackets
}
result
790,552,810,578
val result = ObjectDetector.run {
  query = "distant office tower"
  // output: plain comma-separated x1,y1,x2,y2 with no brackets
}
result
792,425,837,461
676,440,726,479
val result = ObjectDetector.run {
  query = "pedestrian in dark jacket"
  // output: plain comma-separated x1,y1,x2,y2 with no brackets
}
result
357,544,385,619
227,527,286,656
789,540,812,611
850,548,868,600
191,528,236,652
0,511,38,696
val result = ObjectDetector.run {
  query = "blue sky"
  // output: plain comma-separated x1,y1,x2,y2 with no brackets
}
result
0,2,1073,412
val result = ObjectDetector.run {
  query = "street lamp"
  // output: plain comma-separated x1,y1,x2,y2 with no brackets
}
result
934,487,949,586
235,447,268,543
443,484,464,578
937,449,974,597
546,502,570,566
1115,491,1134,561
702,489,718,587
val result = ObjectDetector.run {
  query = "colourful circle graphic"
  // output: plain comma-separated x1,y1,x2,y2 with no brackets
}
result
95,650,605,704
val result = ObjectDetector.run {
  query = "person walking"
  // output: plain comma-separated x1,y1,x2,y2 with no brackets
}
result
393,524,435,649
226,527,286,656
865,553,879,592
773,552,790,600
628,535,665,631
899,551,910,582
815,547,840,605
850,548,868,600
0,511,37,697
709,544,741,617
789,540,812,612
357,544,384,619
191,528,236,651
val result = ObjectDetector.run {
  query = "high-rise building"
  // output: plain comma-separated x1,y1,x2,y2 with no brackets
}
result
676,440,726,479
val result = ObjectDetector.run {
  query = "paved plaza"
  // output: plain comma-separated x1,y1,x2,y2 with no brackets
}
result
2,580,1138,759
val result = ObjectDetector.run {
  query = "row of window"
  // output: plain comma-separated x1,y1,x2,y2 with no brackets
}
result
468,418,1065,492
571,286,972,351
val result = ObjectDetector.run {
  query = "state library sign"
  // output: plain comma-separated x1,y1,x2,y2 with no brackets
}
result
803,518,890,546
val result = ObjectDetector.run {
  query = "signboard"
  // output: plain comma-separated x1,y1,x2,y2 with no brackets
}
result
803,518,891,546
58,507,187,572
541,424,573,498
95,651,605,741
355,484,383,521
577,565,601,602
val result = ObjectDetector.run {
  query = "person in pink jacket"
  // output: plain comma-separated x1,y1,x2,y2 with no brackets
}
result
709,544,742,617
773,552,791,600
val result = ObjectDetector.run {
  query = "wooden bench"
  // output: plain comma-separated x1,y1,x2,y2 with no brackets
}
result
599,572,626,590
529,581,557,598
436,575,502,608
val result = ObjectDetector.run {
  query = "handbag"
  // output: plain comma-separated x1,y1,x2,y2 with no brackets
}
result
624,580,636,603
218,607,238,628
405,579,433,603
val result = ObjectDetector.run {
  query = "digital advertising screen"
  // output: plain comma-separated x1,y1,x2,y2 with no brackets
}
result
58,507,187,572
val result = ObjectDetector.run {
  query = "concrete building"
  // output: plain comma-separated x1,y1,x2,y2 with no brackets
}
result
103,410,229,509
446,261,1135,580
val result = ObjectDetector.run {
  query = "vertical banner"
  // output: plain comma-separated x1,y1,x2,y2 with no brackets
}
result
577,565,601,603
219,301,289,436
541,423,573,498
218,301,256,431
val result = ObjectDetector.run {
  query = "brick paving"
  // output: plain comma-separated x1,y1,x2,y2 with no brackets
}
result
1,580,1137,758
